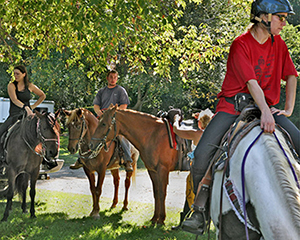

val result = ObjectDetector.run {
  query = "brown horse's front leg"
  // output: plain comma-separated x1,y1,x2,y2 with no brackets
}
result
148,168,169,225
123,171,133,210
84,168,100,219
147,169,160,224
110,169,120,209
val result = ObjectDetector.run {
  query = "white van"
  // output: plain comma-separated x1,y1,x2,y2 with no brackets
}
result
0,97,55,123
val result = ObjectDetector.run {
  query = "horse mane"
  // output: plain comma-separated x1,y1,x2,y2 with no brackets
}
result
65,108,81,126
118,108,160,121
263,131,300,230
20,115,39,147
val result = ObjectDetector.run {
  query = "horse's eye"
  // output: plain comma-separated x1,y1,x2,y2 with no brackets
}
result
76,125,81,130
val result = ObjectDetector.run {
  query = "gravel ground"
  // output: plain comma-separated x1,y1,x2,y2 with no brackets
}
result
36,166,190,208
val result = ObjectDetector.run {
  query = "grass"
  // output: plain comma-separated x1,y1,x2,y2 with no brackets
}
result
0,190,216,239
0,134,216,239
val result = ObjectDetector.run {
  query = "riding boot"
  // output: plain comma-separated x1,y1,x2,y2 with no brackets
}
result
70,157,83,170
45,158,58,169
182,168,211,235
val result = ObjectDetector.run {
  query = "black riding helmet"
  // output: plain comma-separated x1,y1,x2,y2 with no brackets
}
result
251,0,295,23
250,0,294,44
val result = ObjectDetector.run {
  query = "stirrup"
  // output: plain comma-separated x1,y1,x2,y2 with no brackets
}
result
181,209,207,235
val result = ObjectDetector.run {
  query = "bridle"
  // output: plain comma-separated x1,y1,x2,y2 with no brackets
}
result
24,115,59,160
68,116,87,149
89,112,117,159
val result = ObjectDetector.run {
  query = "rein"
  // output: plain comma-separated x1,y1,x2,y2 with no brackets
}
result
67,116,91,157
241,128,300,240
89,112,117,159
23,116,59,160
68,116,87,142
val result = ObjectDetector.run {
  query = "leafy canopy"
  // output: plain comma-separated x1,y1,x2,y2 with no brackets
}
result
0,0,228,78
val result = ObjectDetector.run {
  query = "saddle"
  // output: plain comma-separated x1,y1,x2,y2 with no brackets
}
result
105,136,128,170
157,107,192,171
0,120,21,163
198,104,299,235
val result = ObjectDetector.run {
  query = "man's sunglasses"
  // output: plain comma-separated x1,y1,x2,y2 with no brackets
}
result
273,14,288,22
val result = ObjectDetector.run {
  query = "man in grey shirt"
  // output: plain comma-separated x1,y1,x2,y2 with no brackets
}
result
70,69,133,172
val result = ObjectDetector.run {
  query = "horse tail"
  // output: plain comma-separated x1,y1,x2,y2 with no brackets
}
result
131,159,137,187
15,173,29,197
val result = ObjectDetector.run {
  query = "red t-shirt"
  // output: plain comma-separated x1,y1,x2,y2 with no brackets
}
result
216,31,298,115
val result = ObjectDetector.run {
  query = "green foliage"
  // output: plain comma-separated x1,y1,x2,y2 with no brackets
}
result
0,0,299,123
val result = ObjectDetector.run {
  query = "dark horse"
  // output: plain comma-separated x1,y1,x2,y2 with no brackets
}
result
1,111,60,221
63,108,139,218
90,105,180,225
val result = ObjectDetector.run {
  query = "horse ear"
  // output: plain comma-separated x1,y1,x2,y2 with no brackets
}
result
114,104,118,109
35,110,43,118
55,109,60,119
109,103,114,109
76,108,83,117
63,109,71,117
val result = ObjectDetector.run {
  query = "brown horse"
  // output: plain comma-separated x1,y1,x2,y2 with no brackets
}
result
63,108,139,218
90,105,179,225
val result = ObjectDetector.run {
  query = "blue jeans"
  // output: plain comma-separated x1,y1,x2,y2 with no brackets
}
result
120,136,133,163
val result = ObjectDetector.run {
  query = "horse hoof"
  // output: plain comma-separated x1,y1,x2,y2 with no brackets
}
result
89,212,100,219
92,214,100,220
122,206,128,211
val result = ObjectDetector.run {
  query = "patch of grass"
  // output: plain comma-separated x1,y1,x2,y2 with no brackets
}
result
59,134,78,166
0,190,216,239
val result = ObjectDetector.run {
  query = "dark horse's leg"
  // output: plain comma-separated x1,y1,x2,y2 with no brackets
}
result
1,169,15,221
29,168,40,219
17,174,29,214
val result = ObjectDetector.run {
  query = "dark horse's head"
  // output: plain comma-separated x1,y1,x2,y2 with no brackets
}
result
21,110,60,161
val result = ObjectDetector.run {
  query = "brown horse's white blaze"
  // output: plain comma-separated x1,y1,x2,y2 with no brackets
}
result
90,105,179,225
64,108,139,219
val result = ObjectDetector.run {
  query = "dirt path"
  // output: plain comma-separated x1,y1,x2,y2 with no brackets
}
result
36,166,190,208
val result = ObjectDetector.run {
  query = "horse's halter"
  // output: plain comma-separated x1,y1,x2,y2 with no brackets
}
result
89,112,117,159
24,114,59,160
69,116,87,144
68,116,88,155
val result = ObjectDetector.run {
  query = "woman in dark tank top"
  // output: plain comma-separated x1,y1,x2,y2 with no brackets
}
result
0,65,46,162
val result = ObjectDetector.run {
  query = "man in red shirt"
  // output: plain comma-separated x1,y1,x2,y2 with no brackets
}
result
182,0,299,235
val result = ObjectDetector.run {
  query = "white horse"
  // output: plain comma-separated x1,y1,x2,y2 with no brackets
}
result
211,125,300,240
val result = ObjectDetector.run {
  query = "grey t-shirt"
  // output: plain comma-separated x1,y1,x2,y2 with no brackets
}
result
93,85,130,110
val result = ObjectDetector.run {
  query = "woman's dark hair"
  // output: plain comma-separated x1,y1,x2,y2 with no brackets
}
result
14,65,30,88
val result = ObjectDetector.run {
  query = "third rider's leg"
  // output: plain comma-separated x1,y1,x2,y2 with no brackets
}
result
182,112,237,235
